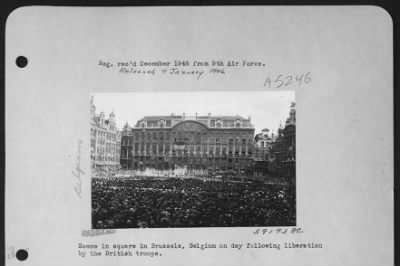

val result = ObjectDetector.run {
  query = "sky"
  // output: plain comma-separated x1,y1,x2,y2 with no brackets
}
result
92,91,295,134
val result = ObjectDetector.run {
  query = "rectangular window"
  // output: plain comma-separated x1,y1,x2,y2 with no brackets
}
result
242,120,250,127
223,120,234,127
202,145,207,153
147,120,158,128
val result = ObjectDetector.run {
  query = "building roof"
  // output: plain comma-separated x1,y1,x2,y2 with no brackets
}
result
141,115,248,120
133,114,254,129
210,115,247,120
143,115,183,120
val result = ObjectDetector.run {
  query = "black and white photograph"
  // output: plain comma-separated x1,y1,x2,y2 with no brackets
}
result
5,6,393,266
91,91,296,228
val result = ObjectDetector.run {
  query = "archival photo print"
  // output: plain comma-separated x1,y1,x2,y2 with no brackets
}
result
90,91,296,229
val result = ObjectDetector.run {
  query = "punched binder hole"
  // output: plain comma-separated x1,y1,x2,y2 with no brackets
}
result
16,56,28,68
16,249,28,261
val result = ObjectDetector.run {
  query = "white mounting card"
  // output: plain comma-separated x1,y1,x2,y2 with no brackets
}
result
5,6,393,266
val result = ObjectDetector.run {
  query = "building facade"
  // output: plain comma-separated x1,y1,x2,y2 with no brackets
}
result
282,104,296,180
90,97,121,172
120,114,255,174
254,128,274,161
269,102,296,181
253,128,274,176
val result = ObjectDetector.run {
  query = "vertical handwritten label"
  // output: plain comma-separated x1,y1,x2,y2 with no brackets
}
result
72,139,84,198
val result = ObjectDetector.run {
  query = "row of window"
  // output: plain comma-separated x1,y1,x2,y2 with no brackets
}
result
210,120,242,128
140,120,251,128
144,120,172,128
95,143,119,154
90,155,120,162
126,144,253,152
92,138,120,147
129,156,253,162
125,131,252,140
121,149,253,158
121,137,252,146
90,128,118,141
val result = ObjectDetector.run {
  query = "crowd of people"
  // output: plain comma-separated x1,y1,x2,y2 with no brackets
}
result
92,177,296,228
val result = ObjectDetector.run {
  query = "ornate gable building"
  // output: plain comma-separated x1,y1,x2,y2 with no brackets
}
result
269,102,296,180
90,97,121,171
120,114,255,173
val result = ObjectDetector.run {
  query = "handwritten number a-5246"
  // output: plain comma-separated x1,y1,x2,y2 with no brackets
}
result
264,72,311,88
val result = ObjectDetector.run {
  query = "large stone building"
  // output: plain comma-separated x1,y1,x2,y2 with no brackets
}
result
90,97,121,171
120,114,255,173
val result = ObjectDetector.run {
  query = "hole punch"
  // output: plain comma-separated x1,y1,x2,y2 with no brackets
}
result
16,56,28,68
16,249,28,261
